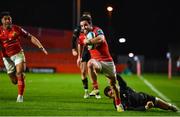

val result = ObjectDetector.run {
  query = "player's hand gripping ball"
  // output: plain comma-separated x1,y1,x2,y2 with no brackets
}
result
86,32,95,50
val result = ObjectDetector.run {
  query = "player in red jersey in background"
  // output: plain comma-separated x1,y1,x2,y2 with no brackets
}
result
0,12,48,102
80,15,124,112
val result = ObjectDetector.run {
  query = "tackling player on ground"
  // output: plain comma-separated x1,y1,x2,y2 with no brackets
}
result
0,11,48,102
104,75,178,112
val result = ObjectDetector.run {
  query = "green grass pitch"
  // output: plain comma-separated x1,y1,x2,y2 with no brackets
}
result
0,73,180,116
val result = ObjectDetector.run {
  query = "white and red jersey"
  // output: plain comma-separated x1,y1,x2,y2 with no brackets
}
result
89,26,113,62
0,25,31,57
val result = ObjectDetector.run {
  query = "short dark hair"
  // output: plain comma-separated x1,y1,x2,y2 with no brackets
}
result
82,12,92,19
0,11,10,19
80,15,92,25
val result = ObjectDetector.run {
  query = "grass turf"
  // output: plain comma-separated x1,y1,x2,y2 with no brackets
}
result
0,73,180,116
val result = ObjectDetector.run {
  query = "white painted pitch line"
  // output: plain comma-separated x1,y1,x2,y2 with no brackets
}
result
139,75,180,112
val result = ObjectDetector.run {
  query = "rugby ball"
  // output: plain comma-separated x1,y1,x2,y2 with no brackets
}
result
86,32,95,50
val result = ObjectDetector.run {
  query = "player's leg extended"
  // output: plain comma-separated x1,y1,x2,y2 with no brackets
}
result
16,62,26,102
102,61,124,112
108,76,124,112
80,62,88,90
155,97,178,112
87,59,101,98
3,57,17,84
80,62,89,98
88,60,99,90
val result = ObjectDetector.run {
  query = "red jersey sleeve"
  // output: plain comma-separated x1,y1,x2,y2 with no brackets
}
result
93,27,104,37
15,25,31,39
78,33,86,45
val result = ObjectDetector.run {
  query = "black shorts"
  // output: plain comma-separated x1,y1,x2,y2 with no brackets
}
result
125,90,156,107
81,47,91,62
136,92,156,105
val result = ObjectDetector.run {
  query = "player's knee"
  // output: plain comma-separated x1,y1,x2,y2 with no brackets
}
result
87,61,94,69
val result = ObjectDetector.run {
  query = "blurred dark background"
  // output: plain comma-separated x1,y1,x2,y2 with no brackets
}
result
1,0,180,59
0,0,180,74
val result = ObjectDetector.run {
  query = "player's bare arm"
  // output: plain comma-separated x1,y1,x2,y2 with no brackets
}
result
30,35,48,55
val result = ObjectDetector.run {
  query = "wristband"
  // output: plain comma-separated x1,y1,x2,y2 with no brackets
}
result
39,47,44,50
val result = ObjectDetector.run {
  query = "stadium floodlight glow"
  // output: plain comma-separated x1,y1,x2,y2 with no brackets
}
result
134,56,139,62
166,52,171,59
107,6,113,12
119,38,126,43
128,53,134,58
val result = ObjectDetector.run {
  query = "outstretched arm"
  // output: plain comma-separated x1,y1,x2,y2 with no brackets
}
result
30,35,48,55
